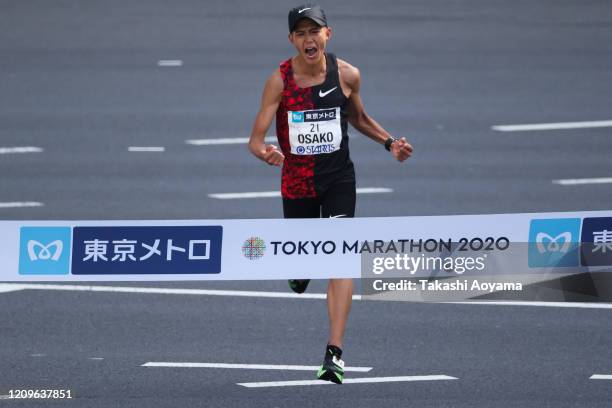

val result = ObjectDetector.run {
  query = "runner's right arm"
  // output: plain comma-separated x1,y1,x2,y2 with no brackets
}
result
248,69,285,167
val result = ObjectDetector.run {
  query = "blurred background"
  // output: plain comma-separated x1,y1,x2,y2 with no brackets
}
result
1,0,611,220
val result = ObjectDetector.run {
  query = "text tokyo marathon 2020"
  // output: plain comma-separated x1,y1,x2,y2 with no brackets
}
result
268,238,510,256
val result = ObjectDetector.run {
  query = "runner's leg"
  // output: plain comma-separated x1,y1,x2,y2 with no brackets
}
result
283,197,320,293
321,182,356,348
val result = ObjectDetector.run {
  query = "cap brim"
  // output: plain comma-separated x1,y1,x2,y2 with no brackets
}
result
290,16,327,32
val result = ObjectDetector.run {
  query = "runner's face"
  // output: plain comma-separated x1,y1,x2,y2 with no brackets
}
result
289,19,331,65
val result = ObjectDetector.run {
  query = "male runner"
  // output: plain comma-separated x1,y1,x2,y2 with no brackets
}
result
248,4,412,384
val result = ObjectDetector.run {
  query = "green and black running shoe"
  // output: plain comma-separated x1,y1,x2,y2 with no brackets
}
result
288,279,310,294
317,344,345,384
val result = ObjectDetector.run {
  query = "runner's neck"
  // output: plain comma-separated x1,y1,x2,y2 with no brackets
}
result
292,53,327,78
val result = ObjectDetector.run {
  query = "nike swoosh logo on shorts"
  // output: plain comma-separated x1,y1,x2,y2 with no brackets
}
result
329,214,346,218
319,87,337,97
298,8,311,13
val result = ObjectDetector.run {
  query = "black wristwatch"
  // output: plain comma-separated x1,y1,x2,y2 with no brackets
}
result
384,137,397,151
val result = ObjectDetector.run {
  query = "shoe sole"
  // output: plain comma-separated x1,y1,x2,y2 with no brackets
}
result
317,367,343,384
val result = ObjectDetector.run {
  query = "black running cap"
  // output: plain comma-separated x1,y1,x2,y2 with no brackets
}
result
288,4,327,32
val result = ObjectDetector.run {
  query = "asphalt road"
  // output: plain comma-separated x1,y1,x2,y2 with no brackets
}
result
1,0,612,406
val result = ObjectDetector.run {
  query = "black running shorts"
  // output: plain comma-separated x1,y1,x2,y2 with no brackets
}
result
282,182,356,219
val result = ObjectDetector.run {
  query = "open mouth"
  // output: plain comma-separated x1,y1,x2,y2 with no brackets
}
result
304,46,318,58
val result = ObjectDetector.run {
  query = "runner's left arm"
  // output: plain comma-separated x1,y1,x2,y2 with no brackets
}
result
344,66,413,162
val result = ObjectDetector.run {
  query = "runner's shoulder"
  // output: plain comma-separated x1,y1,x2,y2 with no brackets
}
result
337,58,360,89
264,67,284,94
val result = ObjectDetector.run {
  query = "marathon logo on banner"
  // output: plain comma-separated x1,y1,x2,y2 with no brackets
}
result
72,226,222,274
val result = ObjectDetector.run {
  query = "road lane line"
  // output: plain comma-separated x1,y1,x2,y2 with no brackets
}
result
553,177,612,186
591,374,612,380
0,283,347,300
186,136,277,145
238,375,458,388
158,60,183,67
355,187,393,194
492,120,612,132
4,284,612,309
210,191,280,199
448,301,612,309
0,146,43,154
209,187,393,199
0,284,27,293
0,202,43,208
143,362,372,372
128,146,165,152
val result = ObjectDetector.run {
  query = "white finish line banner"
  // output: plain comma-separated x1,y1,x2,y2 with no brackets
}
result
1,210,611,282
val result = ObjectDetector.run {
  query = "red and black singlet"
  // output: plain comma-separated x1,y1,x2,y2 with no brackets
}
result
276,53,355,199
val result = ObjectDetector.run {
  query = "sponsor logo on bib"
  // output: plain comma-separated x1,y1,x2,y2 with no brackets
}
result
288,108,342,155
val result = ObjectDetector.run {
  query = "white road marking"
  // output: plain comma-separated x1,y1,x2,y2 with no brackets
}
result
210,191,280,199
186,136,276,145
3,284,612,309
143,362,372,372
492,120,612,132
30,353,46,357
0,146,43,154
0,283,355,300
158,60,183,67
448,300,612,309
0,202,43,208
356,187,393,194
591,374,612,380
0,395,11,400
238,375,458,388
0,284,27,293
128,146,165,152
209,187,393,200
553,177,612,186
89,357,104,361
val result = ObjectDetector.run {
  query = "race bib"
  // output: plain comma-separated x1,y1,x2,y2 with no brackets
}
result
287,108,342,155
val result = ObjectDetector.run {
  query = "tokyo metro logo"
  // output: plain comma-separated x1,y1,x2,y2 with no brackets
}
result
242,237,266,260
291,112,304,123
28,240,64,261
19,227,72,275
528,218,581,267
